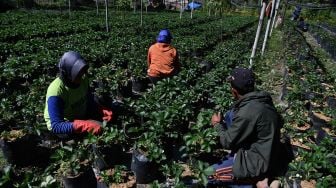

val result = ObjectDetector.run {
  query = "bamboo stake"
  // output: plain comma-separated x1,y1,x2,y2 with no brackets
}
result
249,1,267,68
105,0,109,32
96,0,99,15
270,0,281,36
180,0,183,19
261,0,276,55
68,0,71,17
191,0,194,19
140,0,143,26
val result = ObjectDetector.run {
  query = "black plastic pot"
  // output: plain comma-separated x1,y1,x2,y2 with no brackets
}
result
191,50,199,58
94,144,125,171
163,138,186,162
131,149,162,184
132,78,149,94
199,61,213,74
303,91,323,100
309,112,328,129
0,134,50,167
62,168,97,188
0,120,7,132
118,80,133,98
326,96,336,109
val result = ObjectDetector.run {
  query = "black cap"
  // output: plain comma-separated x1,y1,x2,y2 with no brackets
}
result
227,68,255,94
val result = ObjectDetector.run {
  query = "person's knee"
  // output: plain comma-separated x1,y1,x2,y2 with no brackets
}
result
256,178,269,188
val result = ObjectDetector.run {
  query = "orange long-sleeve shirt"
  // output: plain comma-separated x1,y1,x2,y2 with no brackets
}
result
147,43,180,78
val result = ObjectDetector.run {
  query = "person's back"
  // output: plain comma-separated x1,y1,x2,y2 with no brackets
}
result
292,5,301,20
297,17,308,32
228,91,282,178
209,68,290,187
147,29,180,83
147,43,178,77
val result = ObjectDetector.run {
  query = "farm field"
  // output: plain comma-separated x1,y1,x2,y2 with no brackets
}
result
0,7,336,188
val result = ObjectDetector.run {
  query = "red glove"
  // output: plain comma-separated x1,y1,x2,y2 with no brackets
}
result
99,106,113,122
73,120,102,135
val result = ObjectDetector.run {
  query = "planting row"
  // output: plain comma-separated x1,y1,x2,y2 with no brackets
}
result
0,13,257,187
0,14,236,64
0,11,221,43
0,15,256,110
309,24,336,60
272,22,336,187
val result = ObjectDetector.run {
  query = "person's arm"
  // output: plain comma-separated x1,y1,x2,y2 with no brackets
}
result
147,47,152,67
47,96,102,135
47,96,74,134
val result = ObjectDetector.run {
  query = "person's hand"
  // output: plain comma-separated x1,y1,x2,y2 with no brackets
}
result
102,108,113,122
99,106,113,122
73,120,102,135
211,112,222,126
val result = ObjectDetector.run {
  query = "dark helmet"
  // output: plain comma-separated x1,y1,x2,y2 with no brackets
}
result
58,51,88,87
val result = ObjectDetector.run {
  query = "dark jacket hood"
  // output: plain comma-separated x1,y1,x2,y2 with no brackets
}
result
233,91,274,109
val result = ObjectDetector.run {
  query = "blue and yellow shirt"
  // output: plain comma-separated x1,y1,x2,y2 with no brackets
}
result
44,76,89,134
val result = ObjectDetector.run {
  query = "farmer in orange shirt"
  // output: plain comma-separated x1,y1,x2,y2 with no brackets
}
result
147,29,180,84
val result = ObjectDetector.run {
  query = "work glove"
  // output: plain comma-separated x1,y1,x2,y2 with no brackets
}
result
73,120,102,135
99,106,113,122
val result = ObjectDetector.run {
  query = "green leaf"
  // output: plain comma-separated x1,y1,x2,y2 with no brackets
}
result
204,166,215,176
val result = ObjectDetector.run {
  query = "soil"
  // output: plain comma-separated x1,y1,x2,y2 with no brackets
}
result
102,169,136,188
292,123,311,131
181,163,193,177
300,180,316,188
1,130,25,141
291,138,311,150
312,111,332,122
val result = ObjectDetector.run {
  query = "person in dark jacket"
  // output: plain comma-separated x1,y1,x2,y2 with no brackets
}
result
44,51,113,136
297,17,308,32
208,68,285,187
291,5,301,21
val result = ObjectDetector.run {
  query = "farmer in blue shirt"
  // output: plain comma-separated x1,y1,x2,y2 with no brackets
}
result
44,51,113,135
